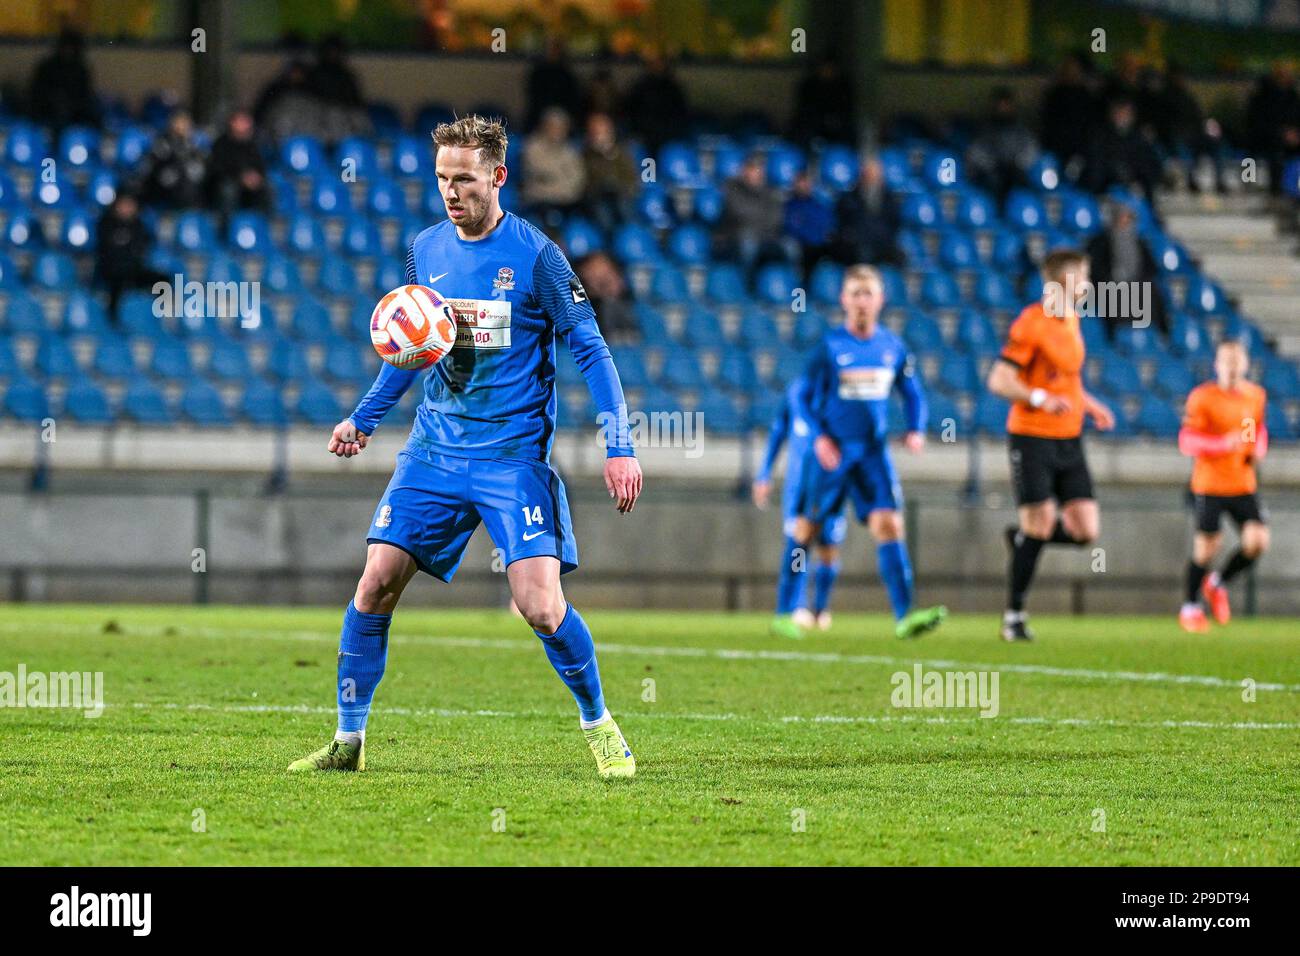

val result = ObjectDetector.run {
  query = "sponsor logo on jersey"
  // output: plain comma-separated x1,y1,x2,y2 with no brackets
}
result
837,366,895,401
569,275,588,304
493,266,515,291
447,298,512,349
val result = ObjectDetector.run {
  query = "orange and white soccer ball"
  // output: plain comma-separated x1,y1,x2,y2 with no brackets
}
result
369,285,458,370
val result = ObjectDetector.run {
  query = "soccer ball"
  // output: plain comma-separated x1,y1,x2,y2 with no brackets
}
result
369,285,458,370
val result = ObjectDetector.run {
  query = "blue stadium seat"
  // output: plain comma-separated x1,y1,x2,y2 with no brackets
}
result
61,206,96,251
228,211,272,252
922,149,960,190
5,292,46,334
637,386,680,415
261,252,303,295
85,168,118,208
32,177,76,210
651,266,690,304
35,338,79,379
3,379,49,422
62,291,109,334
955,308,999,353
1005,189,1047,230
285,213,327,256
266,339,313,382
206,337,250,381
878,147,913,191
336,137,378,178
938,354,980,393
1098,357,1143,396
204,251,244,285
93,337,136,379
5,122,47,167
324,340,372,386
31,250,76,290
174,210,218,252
901,193,940,228
180,380,231,426
1113,324,1163,358
667,223,710,263
659,142,702,185
920,271,961,310
771,348,807,386
1135,395,1181,437
121,381,173,425
613,224,659,264
697,389,745,434
747,389,784,428
765,144,804,189
610,346,651,389
0,252,18,291
974,270,1019,311
390,134,429,179
973,393,1010,433
927,392,963,434
711,142,747,182
692,184,725,224
0,169,20,211
113,125,153,170
705,264,747,305
794,307,828,342
342,218,383,257
1182,275,1227,317
562,218,605,259
0,339,18,378
367,178,407,219
1152,357,1196,399
1027,154,1061,191
281,135,326,175
818,145,859,191
755,263,798,305
899,308,944,354
367,102,403,136
415,102,456,134
243,382,288,426
312,179,353,216
318,257,358,296
58,125,99,170
1263,358,1300,398
717,349,757,391
956,189,997,229
150,339,193,380
1059,190,1101,234
740,310,779,344
296,380,342,425
372,258,405,296
660,351,707,390
938,230,978,270
809,260,844,305
118,292,163,337
895,229,930,265
62,381,113,424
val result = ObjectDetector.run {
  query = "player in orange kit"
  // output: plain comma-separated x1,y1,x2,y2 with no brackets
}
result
1177,340,1270,632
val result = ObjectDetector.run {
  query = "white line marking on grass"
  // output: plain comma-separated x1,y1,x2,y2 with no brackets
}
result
118,701,1300,731
5,621,1298,693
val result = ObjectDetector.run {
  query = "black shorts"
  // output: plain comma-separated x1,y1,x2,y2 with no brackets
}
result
1190,492,1267,534
1008,433,1095,506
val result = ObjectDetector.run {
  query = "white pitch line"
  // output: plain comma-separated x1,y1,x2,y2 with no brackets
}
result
115,700,1300,731
4,620,1298,693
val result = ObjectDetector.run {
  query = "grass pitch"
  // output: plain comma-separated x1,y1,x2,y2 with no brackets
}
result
1,603,1297,866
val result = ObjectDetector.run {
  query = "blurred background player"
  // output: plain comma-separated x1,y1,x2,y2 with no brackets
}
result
288,116,642,779
1177,341,1270,632
987,250,1115,642
753,375,847,638
794,265,946,640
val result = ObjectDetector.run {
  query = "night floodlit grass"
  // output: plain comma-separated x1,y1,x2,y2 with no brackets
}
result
1,604,1297,866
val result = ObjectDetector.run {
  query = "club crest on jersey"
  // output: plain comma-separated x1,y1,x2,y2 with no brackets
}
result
493,266,515,291
376,505,392,528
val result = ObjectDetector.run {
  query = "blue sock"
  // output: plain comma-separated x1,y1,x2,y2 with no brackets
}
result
877,541,914,621
336,601,391,734
775,536,809,614
813,561,840,614
535,604,606,722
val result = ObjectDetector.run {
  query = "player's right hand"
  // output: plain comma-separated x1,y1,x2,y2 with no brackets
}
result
752,480,771,509
1042,394,1072,415
328,419,369,458
814,434,841,471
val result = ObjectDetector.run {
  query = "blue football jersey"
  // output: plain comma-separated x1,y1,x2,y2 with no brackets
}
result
758,378,817,517
350,211,632,462
797,324,926,446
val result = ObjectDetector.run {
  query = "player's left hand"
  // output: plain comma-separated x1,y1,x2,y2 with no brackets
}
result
903,431,926,454
1088,400,1116,431
605,456,643,514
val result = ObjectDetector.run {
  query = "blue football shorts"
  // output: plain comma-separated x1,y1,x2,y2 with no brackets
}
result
366,449,578,582
797,441,903,526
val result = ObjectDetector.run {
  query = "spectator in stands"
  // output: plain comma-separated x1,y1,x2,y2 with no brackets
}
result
1246,61,1300,195
305,35,371,144
94,192,167,323
584,67,621,121
582,111,639,232
718,153,797,277
207,110,270,225
521,107,586,229
526,37,584,131
1086,198,1169,340
1039,53,1097,174
1154,62,1226,194
967,86,1040,203
576,251,638,344
254,58,315,137
1100,51,1148,120
790,60,854,144
29,28,100,135
623,53,687,156
142,110,207,209
1084,97,1160,204
784,170,834,281
831,156,902,267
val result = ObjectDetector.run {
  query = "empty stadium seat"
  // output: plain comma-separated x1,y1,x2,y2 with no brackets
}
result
613,224,659,263
5,292,47,334
62,381,113,424
180,380,231,425
174,210,219,252
240,379,284,425
667,223,710,262
93,337,137,379
562,218,605,259
295,380,342,425
755,262,798,304
705,264,746,304
120,381,173,425
651,266,690,303
342,218,383,257
35,338,79,379
659,142,702,185
3,379,49,422
336,137,378,178
809,260,844,305
1005,189,1047,230
62,291,109,334
262,252,304,295
113,125,153,170
150,339,193,380
282,135,326,175
818,145,859,191
390,134,429,178
228,211,272,252
31,250,75,289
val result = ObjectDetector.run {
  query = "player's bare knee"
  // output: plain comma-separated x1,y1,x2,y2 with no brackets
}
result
870,512,903,542
791,517,815,546
1243,525,1270,558
516,588,567,634
816,545,839,565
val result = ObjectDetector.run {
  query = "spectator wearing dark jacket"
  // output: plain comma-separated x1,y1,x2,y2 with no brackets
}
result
526,38,584,131
719,154,797,278
582,112,639,232
832,156,902,267
784,171,834,280
1085,97,1160,205
29,28,100,136
623,54,687,156
1245,61,1300,195
142,111,207,209
790,61,854,144
967,87,1039,203
1154,63,1225,193
1086,199,1169,340
1039,53,1097,172
207,110,270,224
95,193,167,323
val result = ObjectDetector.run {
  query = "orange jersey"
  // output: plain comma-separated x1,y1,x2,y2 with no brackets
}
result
1183,381,1267,496
1000,303,1086,439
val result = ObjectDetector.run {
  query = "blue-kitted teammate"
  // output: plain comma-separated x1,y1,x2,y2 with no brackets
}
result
288,116,642,778
753,376,848,638
794,264,947,640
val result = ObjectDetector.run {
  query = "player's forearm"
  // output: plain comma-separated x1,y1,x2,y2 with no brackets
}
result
568,321,635,457
349,362,419,434
757,426,786,482
899,377,927,433
1178,427,1235,457
987,362,1035,405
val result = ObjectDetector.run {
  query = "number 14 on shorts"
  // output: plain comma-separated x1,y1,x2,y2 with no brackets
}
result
522,505,545,540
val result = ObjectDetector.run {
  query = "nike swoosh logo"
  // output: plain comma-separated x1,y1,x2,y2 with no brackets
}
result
339,651,363,657
563,660,591,677
428,272,447,284
522,530,545,541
